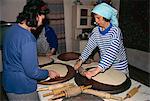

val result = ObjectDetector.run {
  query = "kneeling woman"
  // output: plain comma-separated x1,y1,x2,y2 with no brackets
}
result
74,3,129,79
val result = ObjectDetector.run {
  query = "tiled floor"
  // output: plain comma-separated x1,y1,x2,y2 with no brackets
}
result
0,65,149,101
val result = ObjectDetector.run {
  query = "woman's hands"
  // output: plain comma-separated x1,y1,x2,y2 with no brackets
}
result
48,70,60,79
74,59,103,79
74,59,83,70
84,67,102,79
46,48,56,58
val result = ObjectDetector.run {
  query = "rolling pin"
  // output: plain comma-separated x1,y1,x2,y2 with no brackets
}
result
37,83,74,91
43,83,75,97
51,85,92,100
83,89,123,101
123,85,141,100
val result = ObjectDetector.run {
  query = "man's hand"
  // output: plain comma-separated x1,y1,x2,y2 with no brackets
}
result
74,59,83,70
48,70,60,79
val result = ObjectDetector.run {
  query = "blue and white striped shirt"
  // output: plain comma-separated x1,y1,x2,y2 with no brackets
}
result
80,24,128,72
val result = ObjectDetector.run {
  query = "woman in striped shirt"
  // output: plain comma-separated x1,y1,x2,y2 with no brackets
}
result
74,3,129,79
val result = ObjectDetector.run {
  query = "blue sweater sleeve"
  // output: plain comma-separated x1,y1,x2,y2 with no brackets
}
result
21,42,48,80
45,25,58,49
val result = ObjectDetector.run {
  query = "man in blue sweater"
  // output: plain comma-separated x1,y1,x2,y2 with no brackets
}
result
2,0,60,100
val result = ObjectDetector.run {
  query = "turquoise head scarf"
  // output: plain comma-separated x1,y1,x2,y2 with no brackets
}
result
92,3,118,27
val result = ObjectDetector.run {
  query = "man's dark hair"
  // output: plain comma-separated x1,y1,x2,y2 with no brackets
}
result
16,0,49,27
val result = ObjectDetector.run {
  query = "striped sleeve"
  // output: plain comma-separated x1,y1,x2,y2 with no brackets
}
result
80,33,97,62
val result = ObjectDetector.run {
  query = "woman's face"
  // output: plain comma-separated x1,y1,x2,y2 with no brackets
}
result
94,14,105,27
37,14,45,27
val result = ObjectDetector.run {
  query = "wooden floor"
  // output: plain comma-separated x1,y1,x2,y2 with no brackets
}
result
0,65,149,101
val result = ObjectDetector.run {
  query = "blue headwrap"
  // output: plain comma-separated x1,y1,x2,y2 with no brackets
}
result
92,3,118,27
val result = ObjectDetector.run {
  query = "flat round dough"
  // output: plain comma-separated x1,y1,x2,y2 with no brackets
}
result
92,68,126,85
38,56,53,65
82,62,126,85
42,64,68,77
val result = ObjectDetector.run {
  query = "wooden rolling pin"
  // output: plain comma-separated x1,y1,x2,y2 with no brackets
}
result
37,83,74,91
43,83,75,97
51,85,92,100
83,89,123,101
123,85,141,100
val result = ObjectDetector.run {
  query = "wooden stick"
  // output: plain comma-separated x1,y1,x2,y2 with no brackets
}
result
37,83,74,91
123,85,141,100
83,89,123,101
51,85,92,100
43,84,75,97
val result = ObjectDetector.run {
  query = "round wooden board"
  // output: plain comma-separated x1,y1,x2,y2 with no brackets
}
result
57,52,80,61
38,63,76,85
74,67,131,94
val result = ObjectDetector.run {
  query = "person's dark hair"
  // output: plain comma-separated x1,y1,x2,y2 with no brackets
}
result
103,17,110,22
101,0,112,5
16,0,49,27
31,25,44,39
31,18,49,39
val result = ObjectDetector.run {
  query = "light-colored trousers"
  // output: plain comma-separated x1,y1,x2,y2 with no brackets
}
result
7,91,40,101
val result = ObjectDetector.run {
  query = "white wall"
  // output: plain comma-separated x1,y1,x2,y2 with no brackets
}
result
1,0,26,22
63,0,74,52
126,48,150,73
